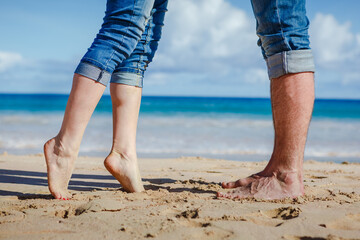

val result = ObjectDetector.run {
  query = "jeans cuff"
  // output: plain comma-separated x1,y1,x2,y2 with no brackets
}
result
266,49,315,79
110,71,144,88
74,62,111,86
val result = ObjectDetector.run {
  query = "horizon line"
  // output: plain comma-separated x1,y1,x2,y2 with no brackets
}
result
1,92,360,101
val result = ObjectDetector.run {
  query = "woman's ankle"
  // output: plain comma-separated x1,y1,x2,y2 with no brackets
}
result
109,148,137,161
50,136,79,158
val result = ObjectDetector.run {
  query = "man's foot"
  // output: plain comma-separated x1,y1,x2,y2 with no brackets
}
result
44,138,76,200
218,170,304,200
104,151,144,193
221,171,263,189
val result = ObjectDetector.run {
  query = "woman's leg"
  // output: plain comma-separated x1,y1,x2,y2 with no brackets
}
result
44,74,105,200
104,84,144,192
104,0,168,192
44,0,156,199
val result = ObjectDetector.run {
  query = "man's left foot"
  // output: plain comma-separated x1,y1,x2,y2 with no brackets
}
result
218,171,304,200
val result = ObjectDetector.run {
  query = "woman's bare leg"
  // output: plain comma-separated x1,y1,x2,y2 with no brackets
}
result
104,83,144,192
44,74,105,199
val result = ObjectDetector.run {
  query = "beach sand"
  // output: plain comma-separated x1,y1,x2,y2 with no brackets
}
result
0,153,359,240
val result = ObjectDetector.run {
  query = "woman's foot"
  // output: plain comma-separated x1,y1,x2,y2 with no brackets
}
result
104,151,144,193
218,170,304,200
44,138,76,200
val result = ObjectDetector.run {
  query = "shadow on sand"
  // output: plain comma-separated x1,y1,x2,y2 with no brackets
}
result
0,169,218,198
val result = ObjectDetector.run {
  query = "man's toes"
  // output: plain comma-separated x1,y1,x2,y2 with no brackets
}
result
222,180,240,189
221,182,231,188
217,191,224,198
217,191,231,199
223,178,252,189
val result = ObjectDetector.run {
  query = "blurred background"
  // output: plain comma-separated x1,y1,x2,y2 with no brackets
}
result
1,0,359,97
0,0,359,162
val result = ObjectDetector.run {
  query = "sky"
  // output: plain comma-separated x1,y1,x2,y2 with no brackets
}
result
0,0,359,99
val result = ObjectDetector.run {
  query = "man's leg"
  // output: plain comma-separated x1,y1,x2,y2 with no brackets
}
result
219,0,315,199
219,72,314,199
44,0,155,199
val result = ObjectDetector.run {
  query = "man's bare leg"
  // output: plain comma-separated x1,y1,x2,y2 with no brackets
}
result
219,72,314,200
44,74,105,199
104,83,144,192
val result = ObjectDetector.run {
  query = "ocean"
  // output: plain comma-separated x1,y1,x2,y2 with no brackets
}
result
1,93,359,163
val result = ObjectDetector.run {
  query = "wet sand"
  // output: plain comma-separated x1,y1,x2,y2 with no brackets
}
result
0,153,359,240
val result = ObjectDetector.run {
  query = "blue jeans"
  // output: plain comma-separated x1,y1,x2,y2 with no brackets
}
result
75,0,168,87
75,0,314,87
251,0,315,79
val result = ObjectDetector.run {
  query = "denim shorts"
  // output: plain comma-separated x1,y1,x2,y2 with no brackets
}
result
75,0,314,87
75,0,168,87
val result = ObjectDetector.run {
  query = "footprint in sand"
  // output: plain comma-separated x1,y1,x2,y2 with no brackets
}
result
0,210,25,224
176,209,200,219
174,210,202,228
53,199,125,218
246,206,301,227
263,206,301,220
53,201,103,219
173,209,234,239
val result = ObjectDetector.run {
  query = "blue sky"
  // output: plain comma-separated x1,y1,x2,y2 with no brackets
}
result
0,0,359,98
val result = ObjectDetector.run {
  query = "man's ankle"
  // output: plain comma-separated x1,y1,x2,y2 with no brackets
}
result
264,154,303,174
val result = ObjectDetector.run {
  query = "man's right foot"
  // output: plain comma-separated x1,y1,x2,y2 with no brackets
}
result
44,138,75,200
219,169,304,200
104,151,144,193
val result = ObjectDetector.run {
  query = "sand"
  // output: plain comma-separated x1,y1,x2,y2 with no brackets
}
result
0,153,360,240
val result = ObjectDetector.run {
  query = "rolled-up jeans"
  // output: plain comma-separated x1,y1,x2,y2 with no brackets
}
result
75,0,168,87
75,0,314,87
251,0,315,79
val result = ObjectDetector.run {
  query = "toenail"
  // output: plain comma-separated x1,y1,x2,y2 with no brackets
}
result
62,198,65,200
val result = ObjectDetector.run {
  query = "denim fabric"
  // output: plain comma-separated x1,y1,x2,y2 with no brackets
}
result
111,0,168,87
251,0,315,79
76,0,314,86
75,0,168,87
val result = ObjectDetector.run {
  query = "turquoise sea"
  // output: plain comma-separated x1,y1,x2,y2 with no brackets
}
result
1,94,359,162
